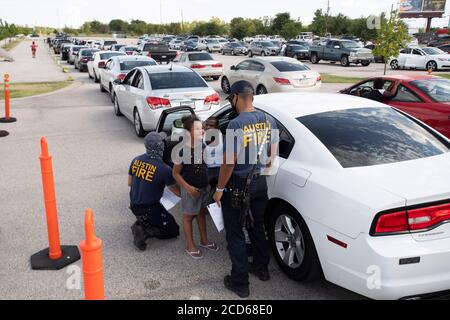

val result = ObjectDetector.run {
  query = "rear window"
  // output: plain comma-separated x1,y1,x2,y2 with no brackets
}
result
143,44,167,51
80,50,97,57
100,52,124,60
147,72,207,90
188,53,213,61
271,61,309,72
120,60,156,70
298,107,449,168
410,79,450,102
124,47,137,51
104,41,117,45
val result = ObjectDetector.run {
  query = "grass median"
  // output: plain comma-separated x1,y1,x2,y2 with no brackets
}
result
321,74,365,83
0,81,72,99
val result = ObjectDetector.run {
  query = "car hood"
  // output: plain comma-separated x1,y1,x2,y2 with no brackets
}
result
349,48,372,54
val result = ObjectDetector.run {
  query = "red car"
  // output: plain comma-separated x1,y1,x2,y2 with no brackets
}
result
340,75,450,139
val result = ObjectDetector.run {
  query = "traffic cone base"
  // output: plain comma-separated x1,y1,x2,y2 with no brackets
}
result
0,130,9,137
30,245,80,270
0,117,17,123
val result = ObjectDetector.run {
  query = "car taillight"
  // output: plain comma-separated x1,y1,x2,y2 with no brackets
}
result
273,77,291,85
98,61,106,68
117,74,126,81
372,202,450,236
147,52,152,57
191,64,206,69
204,93,220,105
126,51,133,55
212,63,223,68
146,97,171,110
81,58,88,62
316,75,322,82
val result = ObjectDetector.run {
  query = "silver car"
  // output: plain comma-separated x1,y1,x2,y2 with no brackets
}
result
221,56,322,95
173,51,223,80
248,41,280,57
113,65,222,136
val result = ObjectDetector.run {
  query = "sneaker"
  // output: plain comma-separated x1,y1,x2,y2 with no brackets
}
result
131,223,147,251
249,263,270,281
224,275,249,298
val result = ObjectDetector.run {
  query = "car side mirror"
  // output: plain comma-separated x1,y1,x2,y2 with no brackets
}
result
230,65,238,70
173,119,183,129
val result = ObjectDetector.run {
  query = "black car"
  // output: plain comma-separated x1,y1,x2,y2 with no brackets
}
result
287,40,311,48
54,39,71,54
284,44,309,60
60,44,72,60
77,48,99,72
221,42,248,55
364,44,384,63
437,44,450,53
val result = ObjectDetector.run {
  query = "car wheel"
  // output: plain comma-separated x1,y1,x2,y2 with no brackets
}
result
268,203,323,282
88,69,93,79
134,109,146,137
100,80,106,92
341,55,349,67
361,61,371,67
427,60,438,71
221,77,231,94
261,51,266,57
94,71,99,83
113,95,123,117
248,50,253,57
390,59,399,70
231,50,235,56
256,85,267,95
310,53,319,64
109,84,115,103
212,76,220,81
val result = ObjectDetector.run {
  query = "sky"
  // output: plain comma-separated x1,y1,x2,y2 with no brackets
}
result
1,0,450,30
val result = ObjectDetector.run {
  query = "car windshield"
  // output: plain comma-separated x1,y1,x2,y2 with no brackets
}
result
147,71,208,90
207,40,219,44
410,79,450,102
271,61,310,72
341,41,360,49
188,53,213,61
120,60,156,70
297,107,449,168
100,52,124,60
422,47,446,55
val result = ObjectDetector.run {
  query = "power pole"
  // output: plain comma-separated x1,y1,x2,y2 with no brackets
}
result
181,9,184,33
325,0,330,35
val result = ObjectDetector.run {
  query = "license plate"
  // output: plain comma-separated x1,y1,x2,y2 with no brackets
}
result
179,101,195,108
161,55,167,58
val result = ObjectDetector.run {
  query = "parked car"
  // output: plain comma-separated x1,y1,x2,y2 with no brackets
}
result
119,46,139,55
309,39,374,67
153,92,450,300
87,51,126,82
204,39,222,53
99,55,157,101
54,39,71,54
137,43,177,63
364,44,385,63
221,57,321,95
173,52,223,80
221,42,248,56
68,46,88,65
111,44,126,52
437,43,450,53
112,65,221,136
182,40,207,52
60,44,73,61
248,41,281,57
169,39,183,50
101,40,118,50
389,47,450,71
340,74,450,138
75,48,99,72
284,44,310,60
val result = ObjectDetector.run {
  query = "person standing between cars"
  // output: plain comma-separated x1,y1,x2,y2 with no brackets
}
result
213,80,279,298
128,132,181,251
31,41,38,58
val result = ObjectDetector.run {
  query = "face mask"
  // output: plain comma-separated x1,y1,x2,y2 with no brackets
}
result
229,94,239,113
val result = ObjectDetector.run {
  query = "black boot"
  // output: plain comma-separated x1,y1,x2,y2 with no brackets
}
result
224,275,250,298
131,222,147,251
249,263,270,281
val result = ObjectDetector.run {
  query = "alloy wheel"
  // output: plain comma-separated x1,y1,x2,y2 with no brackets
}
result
274,214,305,268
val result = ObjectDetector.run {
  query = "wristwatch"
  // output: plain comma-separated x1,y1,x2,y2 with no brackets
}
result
216,187,225,192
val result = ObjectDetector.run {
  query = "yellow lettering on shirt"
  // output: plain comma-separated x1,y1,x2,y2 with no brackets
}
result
131,160,158,183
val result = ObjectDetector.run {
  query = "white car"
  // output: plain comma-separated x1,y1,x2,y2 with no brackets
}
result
113,65,221,136
156,92,450,300
99,55,157,102
87,51,126,82
390,47,450,71
174,51,223,80
203,39,222,53
169,39,183,50
221,57,321,95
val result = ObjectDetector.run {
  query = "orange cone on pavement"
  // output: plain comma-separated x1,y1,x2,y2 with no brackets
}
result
30,137,80,270
80,208,105,300
0,73,17,123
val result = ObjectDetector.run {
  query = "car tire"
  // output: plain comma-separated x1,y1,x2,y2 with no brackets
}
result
88,69,93,79
221,77,231,94
268,203,323,282
109,84,115,103
390,59,399,70
212,76,220,81
261,51,266,57
100,80,106,92
248,50,253,57
113,95,123,117
231,50,235,56
361,61,371,67
341,55,349,67
134,109,146,137
310,53,319,64
256,85,267,95
94,71,99,83
426,60,438,71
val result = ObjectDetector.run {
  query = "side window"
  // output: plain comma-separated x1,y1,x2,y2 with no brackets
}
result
412,49,423,56
180,54,186,63
132,71,144,89
391,85,422,102
249,61,265,72
123,69,136,86
400,48,411,54
237,60,251,70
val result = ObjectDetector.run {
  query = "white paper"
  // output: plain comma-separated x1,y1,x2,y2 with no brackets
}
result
160,188,181,211
207,203,224,233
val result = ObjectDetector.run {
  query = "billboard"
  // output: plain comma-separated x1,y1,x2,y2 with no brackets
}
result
399,0,446,18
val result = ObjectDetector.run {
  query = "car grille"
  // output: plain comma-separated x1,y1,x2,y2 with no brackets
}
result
357,52,373,59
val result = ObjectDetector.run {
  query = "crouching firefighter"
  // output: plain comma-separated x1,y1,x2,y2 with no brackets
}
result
128,132,181,251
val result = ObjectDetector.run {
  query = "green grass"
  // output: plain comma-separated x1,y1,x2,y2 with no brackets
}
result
321,74,365,84
437,74,450,80
0,81,72,99
1,39,22,51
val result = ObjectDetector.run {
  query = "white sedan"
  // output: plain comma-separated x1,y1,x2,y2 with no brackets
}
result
113,65,222,136
156,93,450,300
173,51,223,80
390,47,450,71
99,55,157,102
87,51,126,82
221,57,321,95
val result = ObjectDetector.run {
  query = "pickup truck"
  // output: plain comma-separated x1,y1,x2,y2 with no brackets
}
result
309,39,374,67
136,43,177,64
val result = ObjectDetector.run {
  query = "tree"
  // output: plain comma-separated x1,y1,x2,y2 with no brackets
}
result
230,17,251,39
280,20,302,40
271,13,290,35
109,19,128,33
310,9,327,36
373,9,410,75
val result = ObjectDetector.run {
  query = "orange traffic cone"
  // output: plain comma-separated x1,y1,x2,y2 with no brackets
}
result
80,208,105,300
30,137,80,270
0,73,17,123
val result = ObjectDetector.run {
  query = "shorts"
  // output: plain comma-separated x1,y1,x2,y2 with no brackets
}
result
181,185,211,215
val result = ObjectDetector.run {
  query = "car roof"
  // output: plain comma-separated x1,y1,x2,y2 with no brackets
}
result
254,93,389,119
109,55,154,62
142,65,194,74
253,56,301,63
381,74,440,81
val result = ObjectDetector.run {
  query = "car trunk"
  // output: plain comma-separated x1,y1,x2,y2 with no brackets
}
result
151,88,213,112
283,71,319,88
190,60,222,71
349,153,450,241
